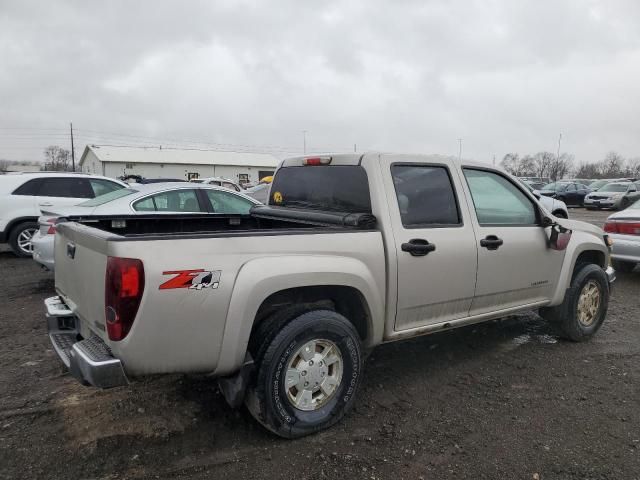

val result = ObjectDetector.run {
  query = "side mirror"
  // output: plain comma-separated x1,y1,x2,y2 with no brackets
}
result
532,190,541,199
548,224,572,251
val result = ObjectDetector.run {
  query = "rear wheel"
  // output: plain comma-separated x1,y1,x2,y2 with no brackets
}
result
612,259,636,273
540,263,609,341
8,221,38,258
245,309,363,438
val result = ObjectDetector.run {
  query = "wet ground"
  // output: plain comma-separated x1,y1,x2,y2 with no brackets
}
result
1,208,639,480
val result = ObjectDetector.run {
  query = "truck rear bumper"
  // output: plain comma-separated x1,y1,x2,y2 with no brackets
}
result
45,296,128,388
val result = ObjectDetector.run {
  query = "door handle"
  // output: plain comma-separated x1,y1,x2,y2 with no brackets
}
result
39,202,53,207
401,238,436,256
480,235,503,250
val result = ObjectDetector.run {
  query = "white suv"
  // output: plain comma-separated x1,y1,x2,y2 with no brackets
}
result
0,172,126,257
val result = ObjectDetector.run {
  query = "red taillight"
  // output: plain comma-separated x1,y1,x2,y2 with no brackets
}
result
604,220,640,235
105,257,145,341
303,156,332,166
45,218,57,234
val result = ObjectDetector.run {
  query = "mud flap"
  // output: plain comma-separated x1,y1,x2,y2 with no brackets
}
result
217,353,255,408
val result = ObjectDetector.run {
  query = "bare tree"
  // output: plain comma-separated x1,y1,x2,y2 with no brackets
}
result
575,162,600,179
500,153,519,175
600,151,625,177
548,153,574,180
42,145,71,171
0,159,10,173
532,151,554,179
623,157,640,178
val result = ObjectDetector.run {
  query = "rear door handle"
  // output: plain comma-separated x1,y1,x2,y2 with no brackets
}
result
39,202,53,207
401,238,436,256
480,235,503,250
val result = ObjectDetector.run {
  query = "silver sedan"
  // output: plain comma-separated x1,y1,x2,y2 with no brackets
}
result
32,183,260,271
604,200,640,273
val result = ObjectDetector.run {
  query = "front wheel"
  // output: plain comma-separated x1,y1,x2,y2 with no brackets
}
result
245,309,363,438
541,263,609,341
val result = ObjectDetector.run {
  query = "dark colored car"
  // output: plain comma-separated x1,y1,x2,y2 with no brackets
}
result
539,182,591,206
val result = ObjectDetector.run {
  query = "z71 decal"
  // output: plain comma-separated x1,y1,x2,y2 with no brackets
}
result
159,269,221,290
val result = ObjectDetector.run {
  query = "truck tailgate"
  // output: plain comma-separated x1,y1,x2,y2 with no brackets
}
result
54,222,112,339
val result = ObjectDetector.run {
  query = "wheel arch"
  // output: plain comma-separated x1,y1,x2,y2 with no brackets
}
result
213,255,384,376
4,216,39,239
549,239,607,306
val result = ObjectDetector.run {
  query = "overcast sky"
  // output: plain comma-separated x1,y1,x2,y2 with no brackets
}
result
1,0,640,165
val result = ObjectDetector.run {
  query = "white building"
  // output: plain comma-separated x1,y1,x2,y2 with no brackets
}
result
79,145,279,184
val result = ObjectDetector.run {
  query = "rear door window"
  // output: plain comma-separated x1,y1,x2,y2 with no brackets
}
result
133,189,203,212
38,178,94,198
270,165,371,213
391,165,461,227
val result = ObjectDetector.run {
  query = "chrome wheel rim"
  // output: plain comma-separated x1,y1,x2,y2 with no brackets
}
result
577,280,601,327
17,228,37,254
285,339,343,411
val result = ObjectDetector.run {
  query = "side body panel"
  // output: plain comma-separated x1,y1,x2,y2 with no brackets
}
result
55,225,386,377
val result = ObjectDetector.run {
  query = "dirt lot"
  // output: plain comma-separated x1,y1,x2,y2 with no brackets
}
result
1,208,639,480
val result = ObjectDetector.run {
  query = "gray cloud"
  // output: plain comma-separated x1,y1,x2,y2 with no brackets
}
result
1,0,640,164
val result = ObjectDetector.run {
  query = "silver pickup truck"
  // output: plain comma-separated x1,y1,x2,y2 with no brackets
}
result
45,153,615,438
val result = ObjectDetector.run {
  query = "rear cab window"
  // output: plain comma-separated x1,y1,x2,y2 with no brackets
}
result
38,178,94,198
269,165,371,213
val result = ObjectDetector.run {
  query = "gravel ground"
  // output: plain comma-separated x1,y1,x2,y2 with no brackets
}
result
0,208,639,480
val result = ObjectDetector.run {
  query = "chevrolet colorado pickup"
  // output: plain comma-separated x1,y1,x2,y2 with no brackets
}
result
45,153,615,438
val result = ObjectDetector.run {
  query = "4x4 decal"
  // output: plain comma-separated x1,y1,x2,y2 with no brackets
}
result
159,269,221,290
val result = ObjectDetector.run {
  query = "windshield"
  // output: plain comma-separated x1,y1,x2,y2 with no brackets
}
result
589,180,610,190
599,184,629,192
77,188,138,206
269,165,371,213
541,183,567,192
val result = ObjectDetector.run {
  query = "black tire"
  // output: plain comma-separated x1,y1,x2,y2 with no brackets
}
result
8,221,38,258
612,259,636,273
552,210,568,219
540,263,609,342
245,309,363,438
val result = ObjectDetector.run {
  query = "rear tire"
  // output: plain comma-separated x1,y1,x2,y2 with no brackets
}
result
612,259,636,273
8,221,38,258
245,309,363,438
540,263,609,341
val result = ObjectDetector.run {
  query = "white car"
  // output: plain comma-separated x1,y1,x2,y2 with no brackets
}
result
604,199,640,273
32,183,260,271
0,172,126,257
519,181,569,218
190,177,242,191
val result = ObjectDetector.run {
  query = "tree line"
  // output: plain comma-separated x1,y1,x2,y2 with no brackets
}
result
501,151,640,181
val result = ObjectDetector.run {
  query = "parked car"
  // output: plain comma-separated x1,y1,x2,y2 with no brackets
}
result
583,182,640,210
521,179,546,191
190,177,241,191
46,153,614,438
243,182,271,203
518,180,569,218
539,181,591,206
604,201,640,272
0,172,126,257
32,183,259,271
587,178,631,191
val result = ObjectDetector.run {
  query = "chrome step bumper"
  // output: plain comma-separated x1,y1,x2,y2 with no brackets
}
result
45,296,128,388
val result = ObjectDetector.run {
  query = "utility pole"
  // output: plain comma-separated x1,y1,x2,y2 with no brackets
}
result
302,130,307,154
354,143,357,153
555,133,562,181
70,122,76,172
457,138,463,160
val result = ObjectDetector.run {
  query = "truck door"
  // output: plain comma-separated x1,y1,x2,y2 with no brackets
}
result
380,155,478,331
459,167,566,315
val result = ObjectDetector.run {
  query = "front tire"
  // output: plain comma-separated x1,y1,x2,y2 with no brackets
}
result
541,263,609,341
245,309,363,438
8,221,38,258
